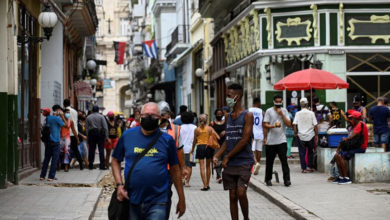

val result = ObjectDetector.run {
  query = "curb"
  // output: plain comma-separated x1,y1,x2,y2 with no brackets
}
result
249,178,321,220
89,184,104,220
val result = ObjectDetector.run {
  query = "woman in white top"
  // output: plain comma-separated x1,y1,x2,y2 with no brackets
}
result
179,111,197,187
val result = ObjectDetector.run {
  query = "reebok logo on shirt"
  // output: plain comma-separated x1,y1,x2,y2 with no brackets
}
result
134,147,159,157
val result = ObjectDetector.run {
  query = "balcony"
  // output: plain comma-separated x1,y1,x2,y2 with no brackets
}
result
166,25,190,58
199,0,243,31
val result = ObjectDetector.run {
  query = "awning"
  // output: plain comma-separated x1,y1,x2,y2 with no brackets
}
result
269,54,313,64
169,39,204,69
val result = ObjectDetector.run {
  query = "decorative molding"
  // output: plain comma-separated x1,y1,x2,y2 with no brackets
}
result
232,26,239,62
275,17,313,46
347,15,390,44
251,9,260,50
339,3,344,44
264,8,272,47
244,17,251,56
222,33,230,64
311,4,318,44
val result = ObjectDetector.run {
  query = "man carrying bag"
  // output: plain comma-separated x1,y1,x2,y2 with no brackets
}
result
110,102,186,220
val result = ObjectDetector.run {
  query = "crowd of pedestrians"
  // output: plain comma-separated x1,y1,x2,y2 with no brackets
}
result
39,91,390,220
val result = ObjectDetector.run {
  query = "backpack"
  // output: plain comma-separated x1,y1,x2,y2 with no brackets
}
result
315,105,327,122
41,119,51,143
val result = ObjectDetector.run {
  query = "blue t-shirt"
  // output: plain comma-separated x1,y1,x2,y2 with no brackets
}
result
225,111,254,167
46,115,64,143
112,127,178,205
369,106,390,134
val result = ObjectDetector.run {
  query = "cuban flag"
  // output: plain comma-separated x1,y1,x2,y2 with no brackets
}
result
142,40,158,59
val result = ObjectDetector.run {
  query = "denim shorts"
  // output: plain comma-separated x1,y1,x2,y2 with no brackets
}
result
374,132,389,145
129,202,167,220
340,148,365,160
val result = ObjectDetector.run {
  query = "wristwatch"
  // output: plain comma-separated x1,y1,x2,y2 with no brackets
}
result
116,183,124,187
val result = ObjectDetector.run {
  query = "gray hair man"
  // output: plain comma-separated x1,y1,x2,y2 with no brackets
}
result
111,102,186,219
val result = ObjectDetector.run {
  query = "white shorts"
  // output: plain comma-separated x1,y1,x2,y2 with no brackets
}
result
252,139,263,152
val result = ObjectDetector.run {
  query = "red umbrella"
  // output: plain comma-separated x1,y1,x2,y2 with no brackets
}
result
273,68,349,91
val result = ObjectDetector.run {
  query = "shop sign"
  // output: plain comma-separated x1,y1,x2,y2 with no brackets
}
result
346,14,390,45
103,79,115,89
75,81,92,99
274,15,314,48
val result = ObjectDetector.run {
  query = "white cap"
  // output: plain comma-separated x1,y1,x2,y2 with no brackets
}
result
300,97,308,104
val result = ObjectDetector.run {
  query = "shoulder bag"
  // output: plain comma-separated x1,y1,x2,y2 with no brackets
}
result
340,123,364,151
108,131,162,220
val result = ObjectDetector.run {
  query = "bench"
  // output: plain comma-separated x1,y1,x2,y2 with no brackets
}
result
349,152,390,183
317,147,386,178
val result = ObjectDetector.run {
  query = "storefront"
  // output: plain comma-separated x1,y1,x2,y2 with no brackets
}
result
215,1,390,112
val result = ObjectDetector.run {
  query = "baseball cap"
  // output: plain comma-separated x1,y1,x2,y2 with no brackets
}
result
107,111,114,117
41,108,51,116
300,97,308,104
348,111,362,119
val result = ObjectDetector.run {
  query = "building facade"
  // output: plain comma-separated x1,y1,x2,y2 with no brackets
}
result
200,0,390,112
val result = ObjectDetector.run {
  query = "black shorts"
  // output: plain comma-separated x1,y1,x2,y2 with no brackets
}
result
195,145,214,159
222,165,252,190
184,153,195,167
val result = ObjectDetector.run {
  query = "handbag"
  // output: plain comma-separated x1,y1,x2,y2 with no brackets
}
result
207,132,220,149
340,123,364,151
108,131,162,220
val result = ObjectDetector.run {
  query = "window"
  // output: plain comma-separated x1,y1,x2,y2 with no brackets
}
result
96,20,102,37
120,18,130,36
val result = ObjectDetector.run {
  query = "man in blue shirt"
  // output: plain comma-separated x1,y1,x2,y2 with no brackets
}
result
369,97,390,151
40,105,65,181
112,102,185,220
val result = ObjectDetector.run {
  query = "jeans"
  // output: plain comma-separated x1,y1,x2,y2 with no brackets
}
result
330,162,339,178
88,130,105,169
297,137,315,170
265,143,290,182
40,142,61,179
129,202,167,220
286,137,293,157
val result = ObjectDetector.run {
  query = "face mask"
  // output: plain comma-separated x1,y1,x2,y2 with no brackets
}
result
65,113,70,119
216,116,223,121
160,118,169,125
226,96,237,110
274,102,283,108
140,115,160,131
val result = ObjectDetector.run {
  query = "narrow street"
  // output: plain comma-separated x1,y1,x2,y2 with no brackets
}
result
91,166,293,220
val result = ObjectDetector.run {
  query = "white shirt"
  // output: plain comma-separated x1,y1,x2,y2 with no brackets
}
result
293,108,318,141
264,107,290,145
66,106,78,136
179,124,197,154
249,107,264,140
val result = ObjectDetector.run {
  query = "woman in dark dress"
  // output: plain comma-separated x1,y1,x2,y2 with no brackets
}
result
210,108,226,183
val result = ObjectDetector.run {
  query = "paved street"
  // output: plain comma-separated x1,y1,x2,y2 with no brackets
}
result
251,163,390,220
168,167,293,220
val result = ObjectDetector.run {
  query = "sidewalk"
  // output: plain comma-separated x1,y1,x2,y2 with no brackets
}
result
0,168,108,220
250,162,390,220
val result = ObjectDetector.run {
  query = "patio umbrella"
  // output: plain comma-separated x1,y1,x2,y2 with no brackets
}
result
273,68,349,107
273,68,349,91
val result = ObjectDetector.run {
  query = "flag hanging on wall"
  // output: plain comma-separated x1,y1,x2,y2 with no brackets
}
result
142,40,158,59
114,41,126,64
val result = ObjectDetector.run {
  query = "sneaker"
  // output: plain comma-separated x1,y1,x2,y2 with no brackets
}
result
338,178,352,185
332,177,341,184
253,163,261,175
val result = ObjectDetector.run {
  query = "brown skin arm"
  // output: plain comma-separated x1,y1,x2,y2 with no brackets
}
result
169,164,186,218
213,141,226,165
111,158,129,201
221,112,253,168
276,108,292,127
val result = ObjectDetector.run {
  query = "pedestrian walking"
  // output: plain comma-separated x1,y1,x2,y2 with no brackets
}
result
293,98,318,173
86,105,109,170
249,97,264,175
213,83,254,220
285,106,295,158
77,114,89,167
105,111,119,169
111,102,185,219
173,105,188,125
64,99,84,170
369,97,390,151
40,106,65,181
60,108,80,172
263,94,291,187
353,95,367,122
191,114,216,191
130,109,141,128
210,108,226,183
179,111,197,187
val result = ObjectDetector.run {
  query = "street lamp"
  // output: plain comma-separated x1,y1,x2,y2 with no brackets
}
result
87,60,97,71
18,3,58,43
195,68,205,113
195,68,205,78
90,79,97,86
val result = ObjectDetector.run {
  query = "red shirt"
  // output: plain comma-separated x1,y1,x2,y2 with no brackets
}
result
352,122,368,150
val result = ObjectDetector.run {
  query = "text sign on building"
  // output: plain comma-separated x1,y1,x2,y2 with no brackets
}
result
346,14,390,45
274,15,314,48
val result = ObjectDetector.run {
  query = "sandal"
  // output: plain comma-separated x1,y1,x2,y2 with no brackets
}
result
47,177,58,181
40,177,45,181
302,170,309,173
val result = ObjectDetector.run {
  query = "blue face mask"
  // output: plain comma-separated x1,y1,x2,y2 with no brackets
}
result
65,113,70,119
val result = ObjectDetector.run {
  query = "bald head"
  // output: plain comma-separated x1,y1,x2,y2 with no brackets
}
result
141,102,161,116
